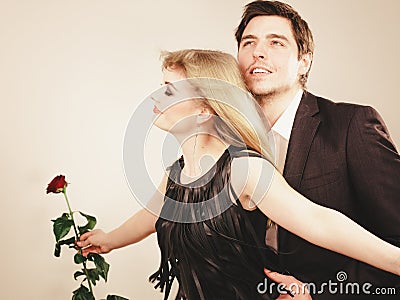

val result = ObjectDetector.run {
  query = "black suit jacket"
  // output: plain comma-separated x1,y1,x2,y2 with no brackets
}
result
278,91,400,299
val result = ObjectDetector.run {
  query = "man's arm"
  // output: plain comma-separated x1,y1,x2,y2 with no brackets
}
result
347,106,400,240
345,105,400,287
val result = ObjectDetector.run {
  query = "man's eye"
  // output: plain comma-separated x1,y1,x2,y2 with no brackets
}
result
242,40,254,47
271,40,284,47
164,87,173,96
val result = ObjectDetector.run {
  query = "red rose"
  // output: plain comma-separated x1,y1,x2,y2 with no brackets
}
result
46,175,68,194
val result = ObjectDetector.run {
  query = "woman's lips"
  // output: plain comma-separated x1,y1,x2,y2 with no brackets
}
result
153,105,162,114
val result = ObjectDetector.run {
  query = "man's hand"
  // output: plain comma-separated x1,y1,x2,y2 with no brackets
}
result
77,229,112,257
264,268,312,300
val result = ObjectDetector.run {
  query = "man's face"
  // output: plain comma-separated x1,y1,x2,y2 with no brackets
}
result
237,15,307,99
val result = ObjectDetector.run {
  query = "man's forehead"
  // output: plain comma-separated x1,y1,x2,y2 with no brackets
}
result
242,15,294,38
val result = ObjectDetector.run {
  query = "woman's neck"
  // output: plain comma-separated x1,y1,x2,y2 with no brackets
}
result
179,133,228,180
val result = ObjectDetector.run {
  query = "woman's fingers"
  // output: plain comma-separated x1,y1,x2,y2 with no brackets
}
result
264,268,312,300
81,246,101,257
76,229,109,256
80,230,94,241
77,229,100,247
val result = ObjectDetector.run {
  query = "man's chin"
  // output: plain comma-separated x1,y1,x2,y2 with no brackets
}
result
251,87,276,98
245,81,272,94
249,87,279,105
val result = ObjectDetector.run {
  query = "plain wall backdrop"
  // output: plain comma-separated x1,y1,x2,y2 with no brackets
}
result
1,0,399,299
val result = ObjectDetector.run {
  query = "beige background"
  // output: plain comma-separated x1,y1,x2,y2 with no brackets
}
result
1,0,399,299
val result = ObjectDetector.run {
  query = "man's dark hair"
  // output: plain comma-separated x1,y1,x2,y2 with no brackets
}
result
235,0,314,88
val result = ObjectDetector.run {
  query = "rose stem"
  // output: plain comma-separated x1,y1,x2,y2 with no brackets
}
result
63,187,94,296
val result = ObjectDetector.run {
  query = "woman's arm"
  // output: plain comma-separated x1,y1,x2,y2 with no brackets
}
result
231,156,400,276
78,208,157,256
78,173,168,256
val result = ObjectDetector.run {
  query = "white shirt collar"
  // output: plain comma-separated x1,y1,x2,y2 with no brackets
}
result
271,89,303,140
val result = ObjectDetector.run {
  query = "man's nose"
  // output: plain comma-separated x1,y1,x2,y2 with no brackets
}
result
253,43,267,60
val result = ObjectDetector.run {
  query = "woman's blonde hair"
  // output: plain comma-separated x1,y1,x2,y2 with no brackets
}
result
161,49,273,162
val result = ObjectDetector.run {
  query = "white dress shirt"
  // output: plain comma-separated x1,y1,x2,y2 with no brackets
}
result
266,89,303,252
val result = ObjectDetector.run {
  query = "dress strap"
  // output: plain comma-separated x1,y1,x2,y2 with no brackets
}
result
228,146,264,159
165,158,183,187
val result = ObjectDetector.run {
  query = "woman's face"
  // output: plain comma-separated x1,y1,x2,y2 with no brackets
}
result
152,67,203,134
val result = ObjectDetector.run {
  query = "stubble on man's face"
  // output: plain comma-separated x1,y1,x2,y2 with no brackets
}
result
249,82,292,107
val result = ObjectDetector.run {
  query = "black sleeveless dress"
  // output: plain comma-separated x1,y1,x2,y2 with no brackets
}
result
150,146,280,300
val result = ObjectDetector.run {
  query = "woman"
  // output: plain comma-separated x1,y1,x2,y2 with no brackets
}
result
78,49,400,299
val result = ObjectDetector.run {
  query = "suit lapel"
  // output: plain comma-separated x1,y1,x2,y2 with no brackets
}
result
283,91,321,190
278,92,321,267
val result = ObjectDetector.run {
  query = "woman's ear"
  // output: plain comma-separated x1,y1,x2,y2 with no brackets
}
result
196,107,212,125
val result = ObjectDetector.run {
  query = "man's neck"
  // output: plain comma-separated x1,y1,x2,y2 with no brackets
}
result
257,87,303,127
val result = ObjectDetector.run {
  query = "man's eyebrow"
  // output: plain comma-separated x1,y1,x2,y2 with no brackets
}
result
240,34,257,42
240,33,290,42
267,33,290,42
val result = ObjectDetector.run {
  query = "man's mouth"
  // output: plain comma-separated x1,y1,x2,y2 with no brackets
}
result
250,67,272,75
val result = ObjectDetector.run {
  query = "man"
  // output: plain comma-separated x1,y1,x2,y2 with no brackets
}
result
235,1,400,299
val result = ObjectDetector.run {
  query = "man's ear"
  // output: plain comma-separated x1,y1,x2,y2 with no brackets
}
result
298,52,313,76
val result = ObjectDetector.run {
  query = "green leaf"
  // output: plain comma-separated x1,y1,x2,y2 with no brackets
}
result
78,212,97,235
54,243,61,257
72,284,94,300
106,295,129,300
52,213,74,242
88,253,110,282
54,237,76,258
59,236,76,246
73,270,85,280
87,268,100,286
74,253,86,264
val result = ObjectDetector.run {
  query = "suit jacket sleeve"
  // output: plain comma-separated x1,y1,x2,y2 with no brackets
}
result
347,105,400,286
347,105,400,239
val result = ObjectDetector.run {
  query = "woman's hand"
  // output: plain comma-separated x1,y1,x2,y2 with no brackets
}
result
77,229,112,257
264,269,312,300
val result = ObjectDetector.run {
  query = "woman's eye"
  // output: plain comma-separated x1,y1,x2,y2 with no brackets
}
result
164,87,173,96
